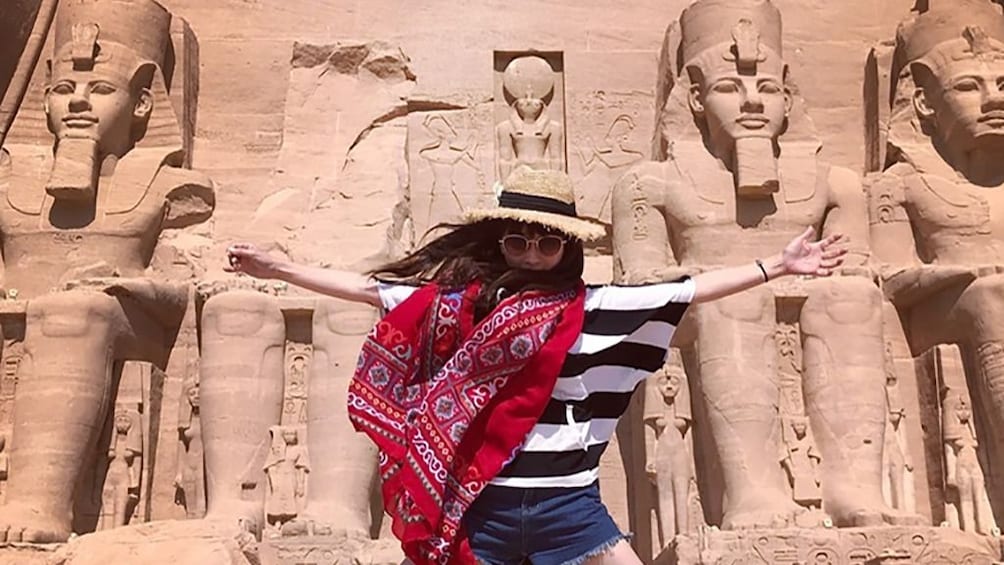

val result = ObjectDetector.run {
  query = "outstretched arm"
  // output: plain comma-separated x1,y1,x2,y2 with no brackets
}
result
224,243,380,307
691,227,846,303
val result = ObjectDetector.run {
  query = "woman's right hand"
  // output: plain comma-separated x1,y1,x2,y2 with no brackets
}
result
224,243,282,279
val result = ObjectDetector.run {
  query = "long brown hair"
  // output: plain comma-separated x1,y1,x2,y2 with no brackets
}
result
369,219,584,319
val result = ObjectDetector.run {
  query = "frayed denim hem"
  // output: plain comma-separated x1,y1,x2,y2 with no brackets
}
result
555,532,631,565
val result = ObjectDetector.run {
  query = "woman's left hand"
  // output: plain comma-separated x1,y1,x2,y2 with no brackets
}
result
781,226,847,277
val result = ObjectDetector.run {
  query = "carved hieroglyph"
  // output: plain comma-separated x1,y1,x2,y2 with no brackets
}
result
0,0,213,544
406,108,492,241
867,0,1004,523
612,0,916,536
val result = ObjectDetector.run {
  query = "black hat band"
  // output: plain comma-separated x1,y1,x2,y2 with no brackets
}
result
498,191,577,217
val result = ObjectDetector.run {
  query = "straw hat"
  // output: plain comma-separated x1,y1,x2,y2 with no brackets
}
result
464,167,605,241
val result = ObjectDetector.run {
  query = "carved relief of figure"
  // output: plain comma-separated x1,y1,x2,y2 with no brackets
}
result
882,353,916,513
868,0,1004,517
99,407,142,530
612,0,917,529
942,392,995,535
285,347,309,425
264,426,310,527
0,0,213,543
643,353,694,547
0,434,8,502
575,114,645,221
779,417,822,510
419,114,484,230
496,55,564,181
174,377,205,519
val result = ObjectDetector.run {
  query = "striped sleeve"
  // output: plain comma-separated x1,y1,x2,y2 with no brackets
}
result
551,278,693,401
376,281,419,312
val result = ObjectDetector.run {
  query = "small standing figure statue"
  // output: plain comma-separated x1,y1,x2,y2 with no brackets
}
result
0,434,8,502
264,426,310,529
942,392,996,535
100,408,142,530
496,55,564,182
883,406,915,513
779,417,822,511
286,352,309,425
643,354,694,548
174,377,206,518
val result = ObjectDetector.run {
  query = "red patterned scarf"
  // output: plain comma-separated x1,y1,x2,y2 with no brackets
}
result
348,281,584,564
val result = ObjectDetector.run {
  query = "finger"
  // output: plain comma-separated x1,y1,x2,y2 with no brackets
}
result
821,247,848,259
800,226,815,241
820,258,843,269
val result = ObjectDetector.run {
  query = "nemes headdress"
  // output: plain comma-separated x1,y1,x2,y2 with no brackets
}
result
679,0,785,78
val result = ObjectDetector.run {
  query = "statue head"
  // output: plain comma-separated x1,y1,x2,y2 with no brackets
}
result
185,378,200,408
895,0,1004,172
606,115,636,145
681,0,792,150
43,0,172,201
502,55,555,123
514,94,545,121
790,416,808,438
281,427,298,446
113,409,133,433
956,396,973,421
655,363,685,401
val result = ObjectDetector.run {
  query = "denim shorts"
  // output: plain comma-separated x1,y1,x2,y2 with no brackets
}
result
462,482,627,565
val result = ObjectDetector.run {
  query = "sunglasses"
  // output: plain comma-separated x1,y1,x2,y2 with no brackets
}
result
499,234,567,257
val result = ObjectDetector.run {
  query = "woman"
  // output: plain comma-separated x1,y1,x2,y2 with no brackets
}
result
225,167,845,565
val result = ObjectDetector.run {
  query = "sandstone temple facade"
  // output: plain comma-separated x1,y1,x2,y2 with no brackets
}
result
2,0,1004,563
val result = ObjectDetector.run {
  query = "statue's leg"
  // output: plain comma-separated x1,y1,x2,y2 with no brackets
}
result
692,288,798,529
199,290,285,533
295,297,378,537
801,278,920,526
0,291,127,542
959,475,976,533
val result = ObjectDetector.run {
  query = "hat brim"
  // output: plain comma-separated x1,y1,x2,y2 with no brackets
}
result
463,207,606,242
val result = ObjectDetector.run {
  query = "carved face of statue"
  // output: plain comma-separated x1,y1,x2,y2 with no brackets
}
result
690,70,791,145
282,428,298,445
957,402,972,422
514,97,545,121
792,420,807,437
186,382,200,408
45,63,153,157
114,412,132,433
658,371,682,401
914,54,1004,148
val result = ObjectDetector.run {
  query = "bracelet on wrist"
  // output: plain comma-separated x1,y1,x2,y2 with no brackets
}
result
755,259,769,282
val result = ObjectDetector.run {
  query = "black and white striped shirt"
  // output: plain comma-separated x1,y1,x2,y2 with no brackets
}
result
377,278,694,489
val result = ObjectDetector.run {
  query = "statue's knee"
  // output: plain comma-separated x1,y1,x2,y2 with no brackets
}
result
711,286,772,323
804,277,881,325
28,290,122,338
201,290,283,338
960,276,1004,317
313,299,376,338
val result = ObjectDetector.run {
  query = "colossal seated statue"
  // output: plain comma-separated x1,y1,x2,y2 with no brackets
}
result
0,0,213,543
868,0,1004,524
611,0,916,531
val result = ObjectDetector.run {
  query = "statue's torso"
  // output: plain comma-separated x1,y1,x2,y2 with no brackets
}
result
661,158,830,265
902,170,1004,264
0,153,169,294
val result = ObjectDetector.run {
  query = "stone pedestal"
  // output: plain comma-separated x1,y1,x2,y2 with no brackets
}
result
259,534,403,565
660,526,1002,565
